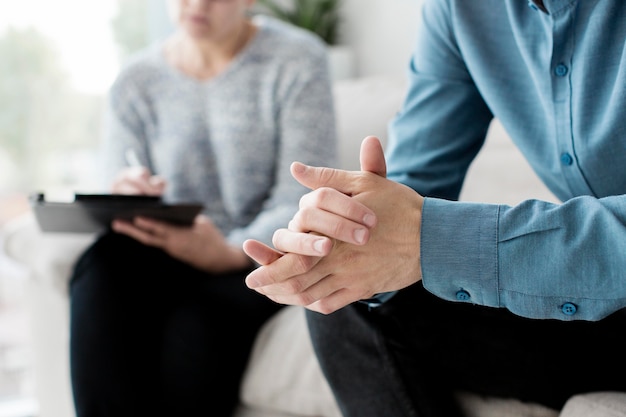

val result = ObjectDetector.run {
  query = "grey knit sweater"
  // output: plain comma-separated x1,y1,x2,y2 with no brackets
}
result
100,15,338,247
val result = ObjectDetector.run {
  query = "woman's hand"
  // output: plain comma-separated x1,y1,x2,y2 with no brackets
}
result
112,214,251,273
111,166,166,196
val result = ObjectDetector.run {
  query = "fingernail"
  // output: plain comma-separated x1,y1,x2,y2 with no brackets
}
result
313,238,326,254
246,275,260,289
291,162,306,174
363,214,376,227
354,228,367,244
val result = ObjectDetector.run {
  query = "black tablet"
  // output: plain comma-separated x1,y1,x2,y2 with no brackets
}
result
29,192,204,233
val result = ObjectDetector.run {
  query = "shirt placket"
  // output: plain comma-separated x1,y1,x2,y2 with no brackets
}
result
549,4,593,197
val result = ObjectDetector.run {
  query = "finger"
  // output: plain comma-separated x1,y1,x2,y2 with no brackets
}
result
253,279,330,307
112,168,163,196
242,239,283,266
298,188,377,229
147,175,167,195
287,204,369,246
131,176,163,196
111,179,145,195
359,136,387,176
111,219,162,246
148,175,166,187
290,162,357,196
272,228,334,255
306,288,363,315
245,252,320,288
250,267,336,306
262,286,362,315
289,135,386,192
291,175,377,230
112,179,153,195
133,216,169,236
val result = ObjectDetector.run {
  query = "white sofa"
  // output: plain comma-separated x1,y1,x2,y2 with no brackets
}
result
4,75,626,417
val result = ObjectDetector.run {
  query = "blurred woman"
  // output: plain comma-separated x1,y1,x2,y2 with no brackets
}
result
68,0,337,415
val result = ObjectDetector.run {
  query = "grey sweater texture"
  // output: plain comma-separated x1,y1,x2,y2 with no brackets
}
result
101,15,338,247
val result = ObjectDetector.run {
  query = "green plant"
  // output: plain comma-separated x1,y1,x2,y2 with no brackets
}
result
257,0,342,45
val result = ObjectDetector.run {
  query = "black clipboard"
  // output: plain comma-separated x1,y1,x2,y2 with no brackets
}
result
29,192,204,233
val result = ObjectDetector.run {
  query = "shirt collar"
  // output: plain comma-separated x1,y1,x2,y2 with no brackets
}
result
529,0,548,13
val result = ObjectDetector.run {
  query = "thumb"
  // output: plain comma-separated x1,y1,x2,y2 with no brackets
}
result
359,136,386,177
289,136,386,194
290,162,352,193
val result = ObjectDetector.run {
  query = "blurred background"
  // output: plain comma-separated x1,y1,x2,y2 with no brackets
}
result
0,0,422,415
0,2,149,415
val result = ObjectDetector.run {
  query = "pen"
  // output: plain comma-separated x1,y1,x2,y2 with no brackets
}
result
124,148,165,192
125,148,143,167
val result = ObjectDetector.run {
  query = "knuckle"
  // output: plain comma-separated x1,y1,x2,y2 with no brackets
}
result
272,229,284,247
294,291,317,307
314,187,335,204
346,202,367,223
291,210,306,229
299,192,314,208
294,208,314,227
343,248,363,265
272,228,293,250
283,278,305,294
328,219,347,240
292,254,316,275
318,167,339,184
315,299,337,315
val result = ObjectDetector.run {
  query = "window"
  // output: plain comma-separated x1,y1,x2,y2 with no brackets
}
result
0,0,155,205
0,1,150,414
1,3,115,201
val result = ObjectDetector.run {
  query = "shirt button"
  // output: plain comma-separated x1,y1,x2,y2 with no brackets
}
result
560,152,573,166
561,302,578,316
555,64,568,77
455,290,471,301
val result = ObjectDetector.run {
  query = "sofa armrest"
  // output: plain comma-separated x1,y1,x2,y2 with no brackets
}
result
2,211,96,293
559,392,626,417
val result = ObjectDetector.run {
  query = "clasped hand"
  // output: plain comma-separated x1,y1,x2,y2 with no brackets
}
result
243,136,424,314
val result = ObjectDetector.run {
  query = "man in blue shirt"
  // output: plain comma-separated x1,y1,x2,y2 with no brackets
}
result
242,0,626,415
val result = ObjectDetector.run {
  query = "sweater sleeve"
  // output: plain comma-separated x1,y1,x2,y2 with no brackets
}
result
226,44,338,246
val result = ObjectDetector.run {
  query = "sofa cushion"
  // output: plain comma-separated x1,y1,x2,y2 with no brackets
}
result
456,391,558,417
239,306,342,417
559,392,626,417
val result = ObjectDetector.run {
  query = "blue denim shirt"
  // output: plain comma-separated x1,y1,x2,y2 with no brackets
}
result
384,0,626,321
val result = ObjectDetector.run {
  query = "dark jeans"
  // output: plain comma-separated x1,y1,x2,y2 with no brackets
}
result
69,232,282,417
307,282,626,417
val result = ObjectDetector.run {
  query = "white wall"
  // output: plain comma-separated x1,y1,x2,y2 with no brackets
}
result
339,0,423,78
150,0,423,79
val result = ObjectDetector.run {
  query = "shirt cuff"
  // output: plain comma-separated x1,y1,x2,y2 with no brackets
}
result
420,197,500,308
